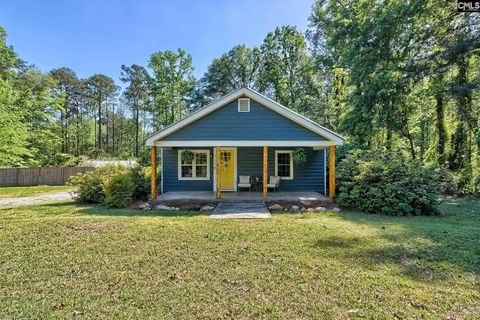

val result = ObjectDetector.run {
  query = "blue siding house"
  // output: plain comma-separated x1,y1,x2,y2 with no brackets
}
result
146,87,344,200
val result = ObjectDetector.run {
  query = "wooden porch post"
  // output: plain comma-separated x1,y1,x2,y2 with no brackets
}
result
263,146,268,201
329,145,335,199
215,146,221,199
151,146,157,199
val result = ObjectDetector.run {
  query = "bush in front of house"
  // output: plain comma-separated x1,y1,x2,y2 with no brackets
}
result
336,150,441,215
68,165,150,208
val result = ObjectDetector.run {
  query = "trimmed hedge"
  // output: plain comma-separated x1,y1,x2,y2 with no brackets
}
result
336,150,441,215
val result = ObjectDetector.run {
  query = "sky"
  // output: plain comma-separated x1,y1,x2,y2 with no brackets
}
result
1,0,313,83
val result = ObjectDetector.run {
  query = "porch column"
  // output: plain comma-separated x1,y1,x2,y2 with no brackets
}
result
263,146,268,201
329,145,335,199
151,146,157,199
215,146,221,199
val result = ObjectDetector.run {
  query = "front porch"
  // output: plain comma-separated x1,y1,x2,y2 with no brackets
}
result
150,145,337,201
157,191,331,203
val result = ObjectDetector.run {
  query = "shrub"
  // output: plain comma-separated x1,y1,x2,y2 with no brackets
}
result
336,150,441,215
68,169,104,203
436,166,458,195
131,166,151,201
68,165,129,205
103,173,135,208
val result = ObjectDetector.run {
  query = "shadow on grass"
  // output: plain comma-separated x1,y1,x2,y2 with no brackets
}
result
78,207,208,217
315,199,480,280
313,236,362,248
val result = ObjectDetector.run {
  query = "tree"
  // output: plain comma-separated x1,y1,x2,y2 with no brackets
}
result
49,68,84,154
199,45,261,100
120,64,149,157
85,74,118,152
148,48,196,129
259,26,322,118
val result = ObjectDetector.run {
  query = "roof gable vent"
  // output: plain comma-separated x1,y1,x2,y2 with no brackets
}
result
238,98,250,112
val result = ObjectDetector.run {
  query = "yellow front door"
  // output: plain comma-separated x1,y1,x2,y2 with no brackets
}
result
219,149,235,190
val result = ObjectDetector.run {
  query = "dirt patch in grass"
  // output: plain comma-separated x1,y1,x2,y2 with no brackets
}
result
62,222,119,238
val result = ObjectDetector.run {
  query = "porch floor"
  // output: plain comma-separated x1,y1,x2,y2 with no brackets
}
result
157,191,330,202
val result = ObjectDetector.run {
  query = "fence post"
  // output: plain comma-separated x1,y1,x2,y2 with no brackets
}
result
16,168,20,186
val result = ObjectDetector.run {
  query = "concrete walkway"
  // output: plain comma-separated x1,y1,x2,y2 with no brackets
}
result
0,191,73,208
210,202,271,219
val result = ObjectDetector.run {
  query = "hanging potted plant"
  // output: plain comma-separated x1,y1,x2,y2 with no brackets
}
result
181,150,195,163
292,148,307,165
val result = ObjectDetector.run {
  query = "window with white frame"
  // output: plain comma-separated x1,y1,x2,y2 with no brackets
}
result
238,98,250,112
178,150,210,180
275,150,293,179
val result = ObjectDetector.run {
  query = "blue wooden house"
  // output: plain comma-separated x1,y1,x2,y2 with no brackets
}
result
146,87,344,201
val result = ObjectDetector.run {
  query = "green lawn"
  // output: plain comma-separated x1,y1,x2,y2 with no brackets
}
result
0,199,479,319
0,185,72,198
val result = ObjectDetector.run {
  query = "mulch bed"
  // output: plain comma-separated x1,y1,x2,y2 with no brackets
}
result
153,199,219,211
129,199,338,211
266,200,337,209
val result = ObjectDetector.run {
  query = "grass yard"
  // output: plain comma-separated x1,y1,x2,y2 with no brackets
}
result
0,199,479,319
0,185,72,198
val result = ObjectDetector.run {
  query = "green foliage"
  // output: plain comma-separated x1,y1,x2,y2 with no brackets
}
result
336,150,441,215
68,165,125,204
130,166,151,201
1,5,479,199
181,150,195,163
0,79,30,167
68,165,149,208
148,49,196,129
103,173,135,208
40,153,88,167
198,45,261,101
292,148,307,165
435,166,458,196
120,64,149,157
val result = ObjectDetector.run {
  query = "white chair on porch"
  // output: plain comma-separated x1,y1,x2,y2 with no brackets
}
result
267,176,281,192
238,175,252,191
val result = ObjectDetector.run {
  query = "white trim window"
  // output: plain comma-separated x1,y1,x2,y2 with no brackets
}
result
178,150,210,180
275,150,293,180
238,98,250,112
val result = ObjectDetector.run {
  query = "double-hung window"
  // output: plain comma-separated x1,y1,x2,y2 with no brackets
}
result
275,150,293,179
178,150,210,180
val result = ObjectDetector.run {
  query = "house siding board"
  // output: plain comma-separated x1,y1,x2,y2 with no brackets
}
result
163,147,326,195
266,147,325,194
163,147,214,192
237,147,325,193
162,99,327,141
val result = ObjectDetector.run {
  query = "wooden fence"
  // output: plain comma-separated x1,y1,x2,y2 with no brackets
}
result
0,167,95,187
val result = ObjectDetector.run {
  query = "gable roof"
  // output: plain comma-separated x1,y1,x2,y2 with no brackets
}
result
145,87,345,146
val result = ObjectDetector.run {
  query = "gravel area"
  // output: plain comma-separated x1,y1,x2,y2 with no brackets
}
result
0,191,73,207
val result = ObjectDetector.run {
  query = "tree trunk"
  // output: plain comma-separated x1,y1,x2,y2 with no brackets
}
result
135,104,139,157
98,98,102,150
60,108,66,153
112,102,115,154
435,80,446,166
75,103,80,157
385,129,392,151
